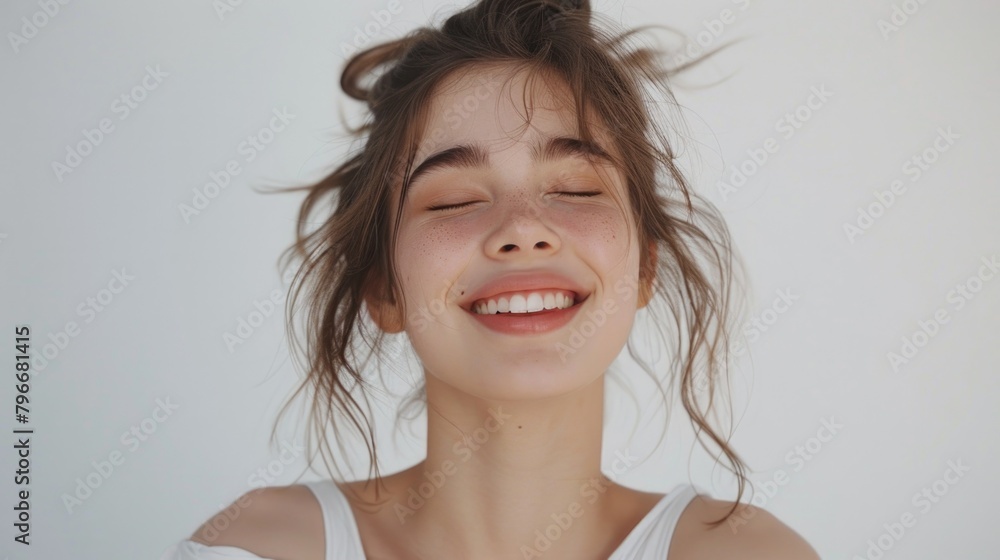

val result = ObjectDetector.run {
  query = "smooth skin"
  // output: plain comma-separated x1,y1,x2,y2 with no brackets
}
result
190,63,820,559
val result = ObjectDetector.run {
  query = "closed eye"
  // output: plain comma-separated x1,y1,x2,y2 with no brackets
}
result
556,191,601,198
427,201,479,212
426,191,601,212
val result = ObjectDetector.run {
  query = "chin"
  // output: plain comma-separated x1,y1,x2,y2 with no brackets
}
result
424,348,613,403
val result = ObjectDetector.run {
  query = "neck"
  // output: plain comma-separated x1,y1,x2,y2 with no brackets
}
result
391,372,630,559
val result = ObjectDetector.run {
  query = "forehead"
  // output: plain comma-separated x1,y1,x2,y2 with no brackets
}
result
413,62,617,162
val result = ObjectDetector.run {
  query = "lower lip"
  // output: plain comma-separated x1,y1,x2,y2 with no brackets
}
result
466,297,586,335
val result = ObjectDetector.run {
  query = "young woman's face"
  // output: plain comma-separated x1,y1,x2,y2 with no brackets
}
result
384,63,647,401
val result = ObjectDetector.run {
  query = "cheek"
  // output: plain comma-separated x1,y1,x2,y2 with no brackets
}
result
555,204,631,256
545,203,638,289
394,222,475,324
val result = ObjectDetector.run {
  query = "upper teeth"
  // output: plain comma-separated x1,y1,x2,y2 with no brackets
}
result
473,291,576,315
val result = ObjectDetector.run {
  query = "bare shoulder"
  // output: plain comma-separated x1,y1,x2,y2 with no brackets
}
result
188,485,324,560
670,496,820,560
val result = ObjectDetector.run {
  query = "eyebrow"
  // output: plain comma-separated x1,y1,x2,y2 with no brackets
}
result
404,136,614,193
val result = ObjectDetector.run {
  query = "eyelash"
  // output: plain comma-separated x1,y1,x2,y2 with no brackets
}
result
427,191,602,212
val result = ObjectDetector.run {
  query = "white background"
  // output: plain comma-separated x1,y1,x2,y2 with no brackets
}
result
1,0,997,558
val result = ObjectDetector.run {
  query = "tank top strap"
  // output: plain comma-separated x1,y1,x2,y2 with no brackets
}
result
302,480,367,560
609,483,705,559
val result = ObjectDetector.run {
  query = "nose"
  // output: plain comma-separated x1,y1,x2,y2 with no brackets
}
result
488,197,561,257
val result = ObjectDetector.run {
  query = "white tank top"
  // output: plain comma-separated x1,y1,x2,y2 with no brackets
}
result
161,481,702,560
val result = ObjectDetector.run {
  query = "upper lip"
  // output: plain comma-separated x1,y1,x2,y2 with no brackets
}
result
460,270,590,311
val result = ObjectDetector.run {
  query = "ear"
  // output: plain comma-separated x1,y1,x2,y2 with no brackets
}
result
637,240,657,309
364,281,405,334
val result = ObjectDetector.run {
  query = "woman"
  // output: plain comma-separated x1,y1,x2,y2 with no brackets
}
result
163,1,820,558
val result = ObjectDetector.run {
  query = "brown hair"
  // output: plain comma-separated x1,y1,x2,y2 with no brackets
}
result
272,0,749,527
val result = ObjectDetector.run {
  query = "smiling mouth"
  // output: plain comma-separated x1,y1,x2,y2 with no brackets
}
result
467,291,589,315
